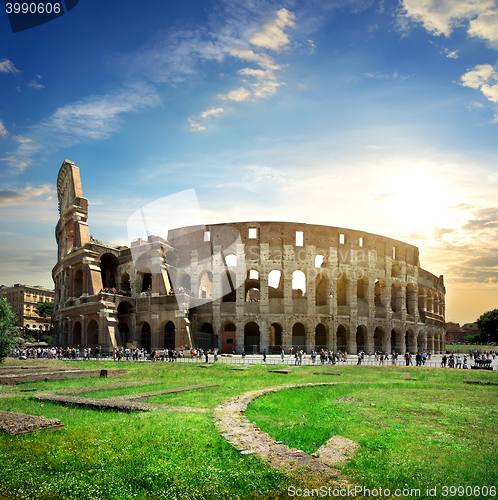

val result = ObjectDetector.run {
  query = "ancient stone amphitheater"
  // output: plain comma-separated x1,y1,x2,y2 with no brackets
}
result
53,160,446,355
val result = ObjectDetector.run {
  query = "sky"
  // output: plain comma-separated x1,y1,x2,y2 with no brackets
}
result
0,0,497,325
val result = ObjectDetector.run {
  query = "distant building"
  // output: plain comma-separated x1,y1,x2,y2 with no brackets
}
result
1,283,54,331
445,323,463,343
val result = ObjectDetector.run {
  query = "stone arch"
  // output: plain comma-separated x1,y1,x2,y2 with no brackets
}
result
292,323,306,350
374,278,387,307
315,273,329,306
373,326,385,352
198,271,213,299
117,301,133,315
356,325,367,353
406,328,416,353
337,274,347,306
406,283,416,315
391,327,403,354
315,323,327,349
181,274,191,291
164,321,175,349
118,322,130,347
100,253,119,288
87,320,99,346
222,270,237,302
120,273,131,292
140,322,151,351
270,323,283,351
268,270,283,298
292,270,306,297
417,330,426,352
245,269,260,302
138,267,153,293
391,281,402,313
222,322,236,353
426,290,433,313
427,331,434,353
196,322,215,350
224,254,237,267
72,321,82,346
74,268,83,298
357,276,369,316
336,324,349,352
244,321,260,353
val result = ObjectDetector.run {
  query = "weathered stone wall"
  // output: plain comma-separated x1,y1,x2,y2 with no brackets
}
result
52,162,445,354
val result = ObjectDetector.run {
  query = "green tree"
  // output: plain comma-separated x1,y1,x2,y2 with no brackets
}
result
477,309,498,343
0,298,18,362
35,302,54,318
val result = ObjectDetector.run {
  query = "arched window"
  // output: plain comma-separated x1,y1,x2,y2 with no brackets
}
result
292,270,306,297
225,254,237,267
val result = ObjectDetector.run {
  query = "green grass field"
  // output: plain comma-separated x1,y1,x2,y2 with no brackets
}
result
0,360,497,500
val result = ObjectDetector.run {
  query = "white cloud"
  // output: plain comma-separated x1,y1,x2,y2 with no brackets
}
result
229,48,281,71
199,107,225,119
6,82,160,172
442,47,459,58
13,135,32,143
0,184,54,207
399,0,498,47
461,64,498,102
188,119,206,132
238,68,275,80
0,120,8,137
28,80,45,89
249,8,296,52
468,12,498,46
218,86,252,102
0,59,20,74
487,172,498,182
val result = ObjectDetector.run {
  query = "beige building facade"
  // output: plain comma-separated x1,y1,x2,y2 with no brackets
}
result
1,284,54,331
53,160,446,354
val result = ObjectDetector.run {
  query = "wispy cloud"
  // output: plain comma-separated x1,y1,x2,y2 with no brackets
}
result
442,47,459,58
0,59,20,74
0,120,7,137
188,107,225,132
28,80,45,89
0,184,54,206
249,8,296,52
5,82,160,172
364,70,413,80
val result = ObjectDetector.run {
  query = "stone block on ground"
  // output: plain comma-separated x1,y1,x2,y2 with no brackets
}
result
0,411,64,435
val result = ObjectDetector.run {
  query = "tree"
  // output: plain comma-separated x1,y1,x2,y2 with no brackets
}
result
0,298,18,362
477,309,498,343
35,302,54,318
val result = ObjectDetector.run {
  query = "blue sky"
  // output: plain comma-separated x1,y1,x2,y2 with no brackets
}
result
1,0,497,324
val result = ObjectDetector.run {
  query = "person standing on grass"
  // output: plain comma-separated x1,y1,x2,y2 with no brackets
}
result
263,349,266,363
205,350,209,363
281,350,285,363
298,350,303,365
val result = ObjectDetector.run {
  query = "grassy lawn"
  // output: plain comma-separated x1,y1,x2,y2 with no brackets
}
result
445,345,496,353
0,360,497,499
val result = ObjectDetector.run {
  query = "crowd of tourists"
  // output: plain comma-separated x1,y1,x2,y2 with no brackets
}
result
99,287,131,296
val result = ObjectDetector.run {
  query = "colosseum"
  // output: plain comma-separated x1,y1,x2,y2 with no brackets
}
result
52,160,446,355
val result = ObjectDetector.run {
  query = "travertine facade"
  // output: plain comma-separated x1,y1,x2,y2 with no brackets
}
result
53,160,446,354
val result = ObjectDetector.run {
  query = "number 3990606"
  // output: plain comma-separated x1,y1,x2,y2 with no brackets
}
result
5,3,61,14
